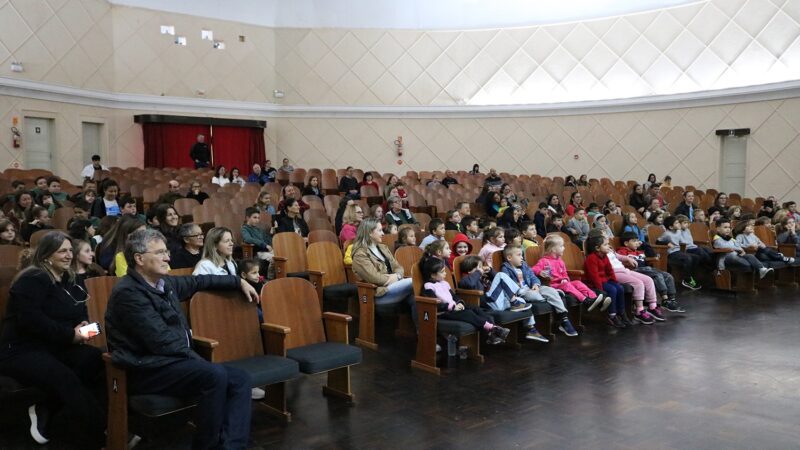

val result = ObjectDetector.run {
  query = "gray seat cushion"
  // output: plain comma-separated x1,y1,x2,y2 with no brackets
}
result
287,342,362,374
129,394,194,418
489,309,532,324
223,355,299,387
437,319,476,337
530,302,552,315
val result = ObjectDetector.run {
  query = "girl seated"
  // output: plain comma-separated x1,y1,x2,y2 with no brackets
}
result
421,257,510,345
584,234,631,329
606,238,664,324
394,226,417,252
422,240,452,269
478,227,505,266
532,235,608,311
734,219,794,265
0,219,23,245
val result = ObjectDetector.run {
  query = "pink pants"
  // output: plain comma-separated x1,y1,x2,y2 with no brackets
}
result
552,280,596,302
614,268,657,310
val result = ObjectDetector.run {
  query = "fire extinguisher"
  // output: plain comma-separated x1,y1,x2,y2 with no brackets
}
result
394,135,403,157
11,127,21,148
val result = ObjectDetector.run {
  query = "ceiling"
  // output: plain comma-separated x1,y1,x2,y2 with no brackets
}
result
108,0,705,30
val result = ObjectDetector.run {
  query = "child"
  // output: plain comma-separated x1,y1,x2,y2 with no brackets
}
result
520,221,539,253
480,217,497,231
713,218,773,279
621,212,655,257
395,226,417,251
385,223,398,235
606,238,663,323
586,203,601,220
583,234,630,328
241,207,274,262
461,215,482,240
239,259,266,322
458,255,547,341
618,232,685,313
421,257,510,345
693,209,708,225
445,209,461,231
676,215,714,268
532,235,608,311
449,233,472,268
726,206,742,221
478,227,505,266
504,227,522,247
501,245,578,336
419,218,446,249
533,202,548,238
546,214,567,234
644,210,666,237
592,215,614,240
566,208,590,245
423,240,452,269
656,216,702,290
734,219,794,265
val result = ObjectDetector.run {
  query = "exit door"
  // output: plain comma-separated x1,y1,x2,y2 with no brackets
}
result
719,135,747,196
24,117,54,171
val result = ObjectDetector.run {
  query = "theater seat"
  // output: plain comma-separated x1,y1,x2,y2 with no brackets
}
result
286,342,362,374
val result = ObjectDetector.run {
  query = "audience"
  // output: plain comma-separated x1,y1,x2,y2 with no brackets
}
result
170,222,205,269
156,180,184,206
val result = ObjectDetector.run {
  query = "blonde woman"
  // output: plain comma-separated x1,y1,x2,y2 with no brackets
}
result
193,227,237,276
338,203,364,243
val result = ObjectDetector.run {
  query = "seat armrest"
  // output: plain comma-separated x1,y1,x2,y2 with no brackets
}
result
192,336,219,361
240,243,254,260
261,323,290,356
273,256,287,278
712,248,734,253
308,270,325,309
566,269,584,279
455,288,482,307
103,352,129,450
344,264,355,283
323,312,352,343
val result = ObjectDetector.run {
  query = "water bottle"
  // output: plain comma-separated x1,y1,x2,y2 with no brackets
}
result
446,334,458,357
540,262,551,279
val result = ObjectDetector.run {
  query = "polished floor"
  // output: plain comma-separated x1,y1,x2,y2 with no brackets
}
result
2,286,800,449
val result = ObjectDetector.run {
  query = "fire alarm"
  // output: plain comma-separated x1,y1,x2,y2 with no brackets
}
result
397,159,403,165
573,154,579,160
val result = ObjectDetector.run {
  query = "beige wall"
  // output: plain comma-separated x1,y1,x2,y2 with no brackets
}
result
0,1,799,201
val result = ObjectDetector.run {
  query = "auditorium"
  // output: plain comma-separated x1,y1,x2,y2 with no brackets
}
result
1,0,799,448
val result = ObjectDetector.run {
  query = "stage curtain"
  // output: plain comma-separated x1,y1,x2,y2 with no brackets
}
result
143,123,210,169
212,126,265,173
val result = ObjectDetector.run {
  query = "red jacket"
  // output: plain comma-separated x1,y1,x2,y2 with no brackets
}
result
583,252,617,289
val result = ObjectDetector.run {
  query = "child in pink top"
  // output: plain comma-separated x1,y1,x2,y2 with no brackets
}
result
478,227,506,266
532,235,608,312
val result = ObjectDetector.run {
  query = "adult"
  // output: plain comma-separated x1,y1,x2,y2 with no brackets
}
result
228,167,246,187
564,175,577,188
275,198,309,238
501,183,518,204
577,174,589,187
156,180,183,206
339,204,364,243
279,158,294,173
21,205,53,242
485,168,502,186
643,173,657,191
277,185,309,213
211,166,229,186
193,227,238,276
546,193,564,216
154,203,182,253
662,175,673,188
470,164,481,175
456,201,471,219
0,232,106,447
170,223,204,269
484,191,502,218
629,184,648,215
360,173,380,194
565,191,584,217
9,190,34,227
247,163,268,185
498,204,523,230
90,178,121,219
302,175,324,199
708,192,729,217
384,196,418,227
442,170,458,188
80,154,108,181
350,218,416,324
645,183,665,209
263,160,277,183
339,166,360,198
189,134,211,169
105,229,257,450
186,181,210,204
673,191,697,221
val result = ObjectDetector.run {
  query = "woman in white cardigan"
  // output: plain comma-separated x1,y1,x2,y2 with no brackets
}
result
193,226,237,276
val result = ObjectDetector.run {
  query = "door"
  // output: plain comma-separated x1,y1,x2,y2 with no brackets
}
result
719,135,747,196
24,117,54,170
82,122,103,164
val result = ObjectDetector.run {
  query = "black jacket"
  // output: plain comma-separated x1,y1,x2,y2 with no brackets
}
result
338,176,359,194
105,269,238,369
274,214,309,237
170,246,202,270
0,268,88,356
189,142,210,163
673,202,696,219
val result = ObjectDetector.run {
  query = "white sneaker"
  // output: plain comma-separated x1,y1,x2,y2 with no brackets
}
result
128,434,142,449
587,294,604,312
758,267,774,279
251,387,265,400
28,404,49,444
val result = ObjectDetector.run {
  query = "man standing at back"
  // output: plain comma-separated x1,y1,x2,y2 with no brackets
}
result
189,134,211,169
81,154,108,181
105,229,258,450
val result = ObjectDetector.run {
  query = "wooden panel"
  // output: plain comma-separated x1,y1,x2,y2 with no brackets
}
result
261,278,327,350
190,290,263,362
307,241,348,286
0,245,23,267
84,275,120,350
395,246,423,278
273,232,307,274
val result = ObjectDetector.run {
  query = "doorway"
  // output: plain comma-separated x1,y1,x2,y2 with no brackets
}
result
719,135,747,196
24,117,54,171
82,122,103,164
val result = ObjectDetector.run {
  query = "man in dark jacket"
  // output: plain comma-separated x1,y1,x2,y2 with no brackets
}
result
189,134,210,168
105,229,259,450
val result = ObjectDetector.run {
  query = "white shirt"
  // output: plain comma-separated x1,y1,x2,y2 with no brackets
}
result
211,176,229,186
193,259,237,276
81,163,108,178
230,176,245,187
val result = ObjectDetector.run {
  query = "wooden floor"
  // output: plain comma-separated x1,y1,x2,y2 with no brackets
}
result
3,286,800,449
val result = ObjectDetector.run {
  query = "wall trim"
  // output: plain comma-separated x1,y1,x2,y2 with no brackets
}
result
2,77,800,119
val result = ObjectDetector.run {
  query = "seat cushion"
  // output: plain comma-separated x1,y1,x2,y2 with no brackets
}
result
287,271,310,280
223,355,299,387
530,302,552,316
286,342,362,374
489,309,532,324
129,394,194,417
323,283,358,300
437,319,477,337
562,293,580,308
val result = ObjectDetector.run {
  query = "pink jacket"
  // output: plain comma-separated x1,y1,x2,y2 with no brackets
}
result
531,254,571,287
339,223,357,243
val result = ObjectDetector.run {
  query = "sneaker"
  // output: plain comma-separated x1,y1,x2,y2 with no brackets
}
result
607,315,626,328
681,279,694,289
647,306,666,322
525,328,549,342
587,294,605,312
783,256,795,264
251,387,265,400
436,344,442,352
559,319,578,337
662,300,686,313
128,434,142,449
600,296,612,312
619,313,633,327
758,267,774,279
689,278,702,290
28,404,49,444
493,326,511,342
486,335,504,345
634,310,655,325
510,299,532,312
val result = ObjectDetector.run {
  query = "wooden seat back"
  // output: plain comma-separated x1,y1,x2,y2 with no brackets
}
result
0,245,23,268
307,241,348,287
84,276,120,350
261,278,326,350
411,261,455,295
469,239,482,254
0,267,18,323
29,229,52,247
525,245,543,265
490,250,504,272
689,222,711,246
308,229,339,246
190,290,263,362
395,245,423,277
273,232,307,274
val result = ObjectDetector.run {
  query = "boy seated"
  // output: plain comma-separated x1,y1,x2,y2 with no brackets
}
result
241,206,274,261
656,216,702,290
520,221,539,252
418,218,446,249
618,232,685,313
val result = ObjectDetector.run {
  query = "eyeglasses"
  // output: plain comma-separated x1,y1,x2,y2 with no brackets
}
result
185,234,204,238
63,284,89,306
140,249,171,257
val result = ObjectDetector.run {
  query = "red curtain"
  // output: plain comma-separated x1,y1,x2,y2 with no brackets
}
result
211,126,263,174
143,123,210,168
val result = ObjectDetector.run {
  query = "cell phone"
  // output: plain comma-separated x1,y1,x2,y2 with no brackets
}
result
79,322,101,338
